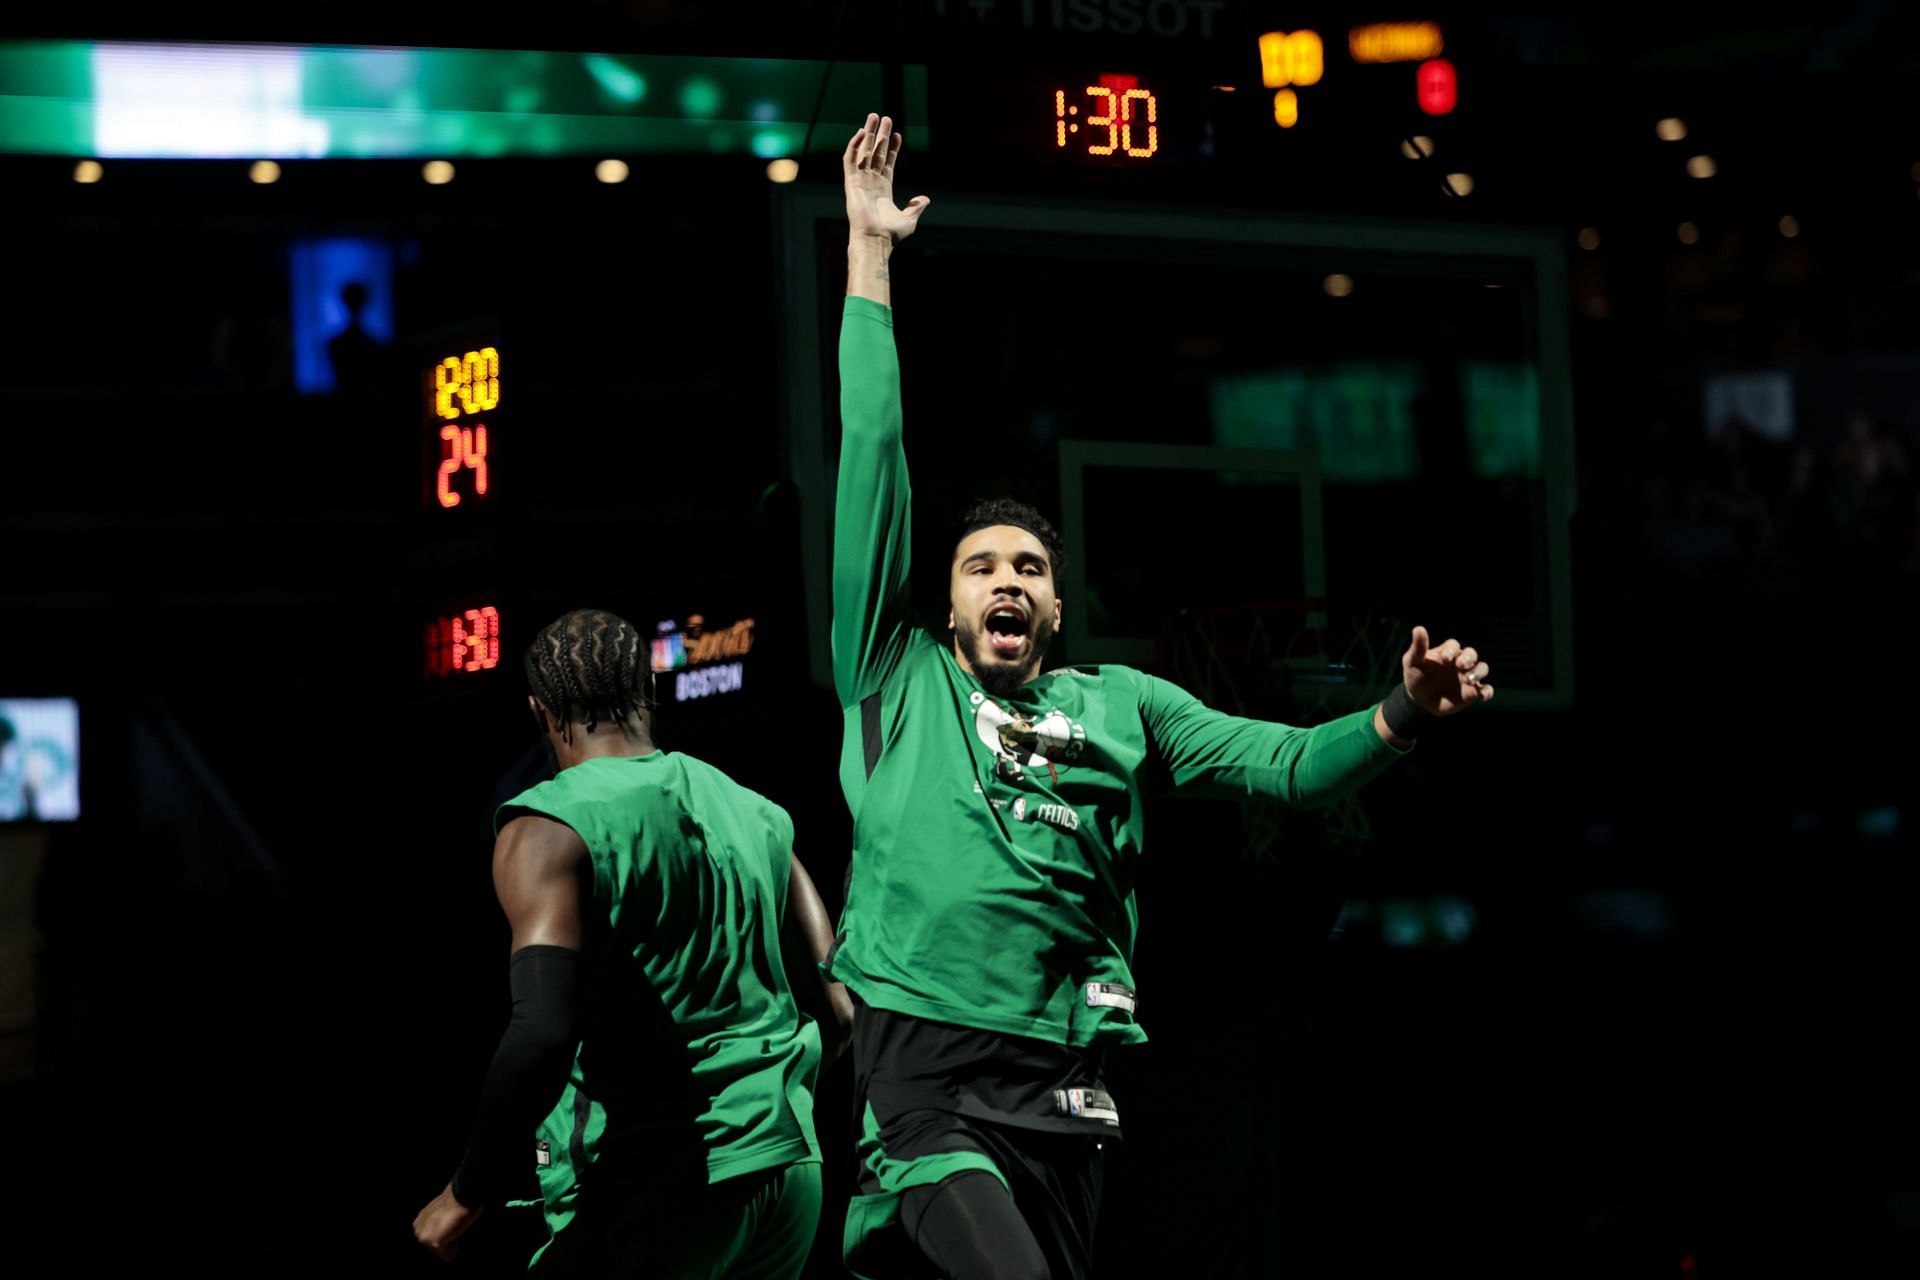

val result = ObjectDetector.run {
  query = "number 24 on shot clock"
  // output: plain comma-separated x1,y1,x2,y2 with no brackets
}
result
428,345,498,509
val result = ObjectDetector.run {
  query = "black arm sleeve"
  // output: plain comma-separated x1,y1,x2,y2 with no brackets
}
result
450,944,581,1207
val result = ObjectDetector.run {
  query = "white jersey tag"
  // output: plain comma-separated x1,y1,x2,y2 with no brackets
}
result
1053,1087,1121,1124
1084,981,1136,1013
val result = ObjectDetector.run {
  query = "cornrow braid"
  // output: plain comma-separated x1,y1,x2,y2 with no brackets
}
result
524,609,653,740
587,613,617,722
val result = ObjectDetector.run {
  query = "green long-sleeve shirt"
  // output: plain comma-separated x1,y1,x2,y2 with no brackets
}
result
830,294,1405,1049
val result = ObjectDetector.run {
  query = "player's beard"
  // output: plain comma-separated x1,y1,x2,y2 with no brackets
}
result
955,611,1056,699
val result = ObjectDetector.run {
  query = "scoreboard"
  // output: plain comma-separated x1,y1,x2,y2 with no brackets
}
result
945,17,1468,171
409,339,762,710
428,346,497,510
13,22,1479,195
418,336,507,682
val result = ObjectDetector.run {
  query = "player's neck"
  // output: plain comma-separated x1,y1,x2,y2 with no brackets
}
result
554,717,657,767
951,640,1043,691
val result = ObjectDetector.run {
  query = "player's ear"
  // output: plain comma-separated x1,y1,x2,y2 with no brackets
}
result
528,696,551,732
1054,599,1064,634
947,604,955,631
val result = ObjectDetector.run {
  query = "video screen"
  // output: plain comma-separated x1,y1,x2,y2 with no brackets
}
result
0,698,81,822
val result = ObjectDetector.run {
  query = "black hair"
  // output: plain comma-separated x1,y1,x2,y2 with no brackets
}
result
524,608,653,737
951,498,1068,577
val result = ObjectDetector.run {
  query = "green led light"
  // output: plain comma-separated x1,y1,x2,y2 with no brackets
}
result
677,76,722,119
582,53,646,105
0,41,929,159
752,129,794,159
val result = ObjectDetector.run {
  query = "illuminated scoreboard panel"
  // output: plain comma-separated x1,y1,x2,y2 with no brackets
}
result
944,18,1463,171
420,340,505,682
955,70,1214,168
425,606,502,677
1053,77,1161,159
650,614,757,704
1260,22,1457,129
404,340,766,705
428,346,499,510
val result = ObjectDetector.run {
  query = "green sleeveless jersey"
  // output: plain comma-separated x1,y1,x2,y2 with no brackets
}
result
497,751,821,1185
830,295,1408,1050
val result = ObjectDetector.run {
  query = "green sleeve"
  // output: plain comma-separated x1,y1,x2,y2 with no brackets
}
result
832,296,915,709
1137,673,1408,808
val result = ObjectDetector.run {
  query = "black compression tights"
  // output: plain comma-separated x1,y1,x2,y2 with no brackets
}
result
900,1171,1052,1280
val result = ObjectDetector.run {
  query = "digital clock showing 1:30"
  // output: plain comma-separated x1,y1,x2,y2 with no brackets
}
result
940,68,1218,169
1053,76,1160,158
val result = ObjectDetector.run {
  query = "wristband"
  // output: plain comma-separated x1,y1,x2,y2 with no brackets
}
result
1381,683,1430,740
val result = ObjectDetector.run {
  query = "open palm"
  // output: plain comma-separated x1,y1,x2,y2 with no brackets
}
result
844,113,930,242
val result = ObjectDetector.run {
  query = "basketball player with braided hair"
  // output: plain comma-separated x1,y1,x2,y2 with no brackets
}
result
830,115,1495,1279
414,608,851,1277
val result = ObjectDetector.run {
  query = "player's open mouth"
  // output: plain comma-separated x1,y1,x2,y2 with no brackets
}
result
984,604,1028,656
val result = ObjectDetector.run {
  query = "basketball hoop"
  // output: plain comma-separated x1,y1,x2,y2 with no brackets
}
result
1155,600,1404,857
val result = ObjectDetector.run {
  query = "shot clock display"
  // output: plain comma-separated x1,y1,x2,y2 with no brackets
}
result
428,345,499,510
419,338,508,684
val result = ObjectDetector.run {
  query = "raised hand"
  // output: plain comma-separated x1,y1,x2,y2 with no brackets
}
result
844,113,931,243
1401,626,1493,715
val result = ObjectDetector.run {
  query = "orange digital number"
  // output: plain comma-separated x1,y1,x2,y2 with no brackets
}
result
436,423,490,508
1120,89,1158,157
1056,86,1156,159
428,606,502,677
461,347,500,413
456,606,501,672
1085,86,1119,155
434,357,464,420
434,346,501,419
445,607,501,674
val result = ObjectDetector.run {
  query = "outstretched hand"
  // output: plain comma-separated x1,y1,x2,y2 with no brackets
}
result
1402,626,1493,715
844,113,930,243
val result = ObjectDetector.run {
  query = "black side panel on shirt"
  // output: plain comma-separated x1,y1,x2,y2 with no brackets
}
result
862,688,884,779
845,687,882,937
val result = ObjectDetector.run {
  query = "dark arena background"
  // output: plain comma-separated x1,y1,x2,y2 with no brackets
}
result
2,5,1917,1277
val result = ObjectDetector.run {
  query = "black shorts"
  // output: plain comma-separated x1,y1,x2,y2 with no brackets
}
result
847,1105,1106,1280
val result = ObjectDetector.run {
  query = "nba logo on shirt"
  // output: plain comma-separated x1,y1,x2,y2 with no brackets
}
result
535,1140,552,1168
